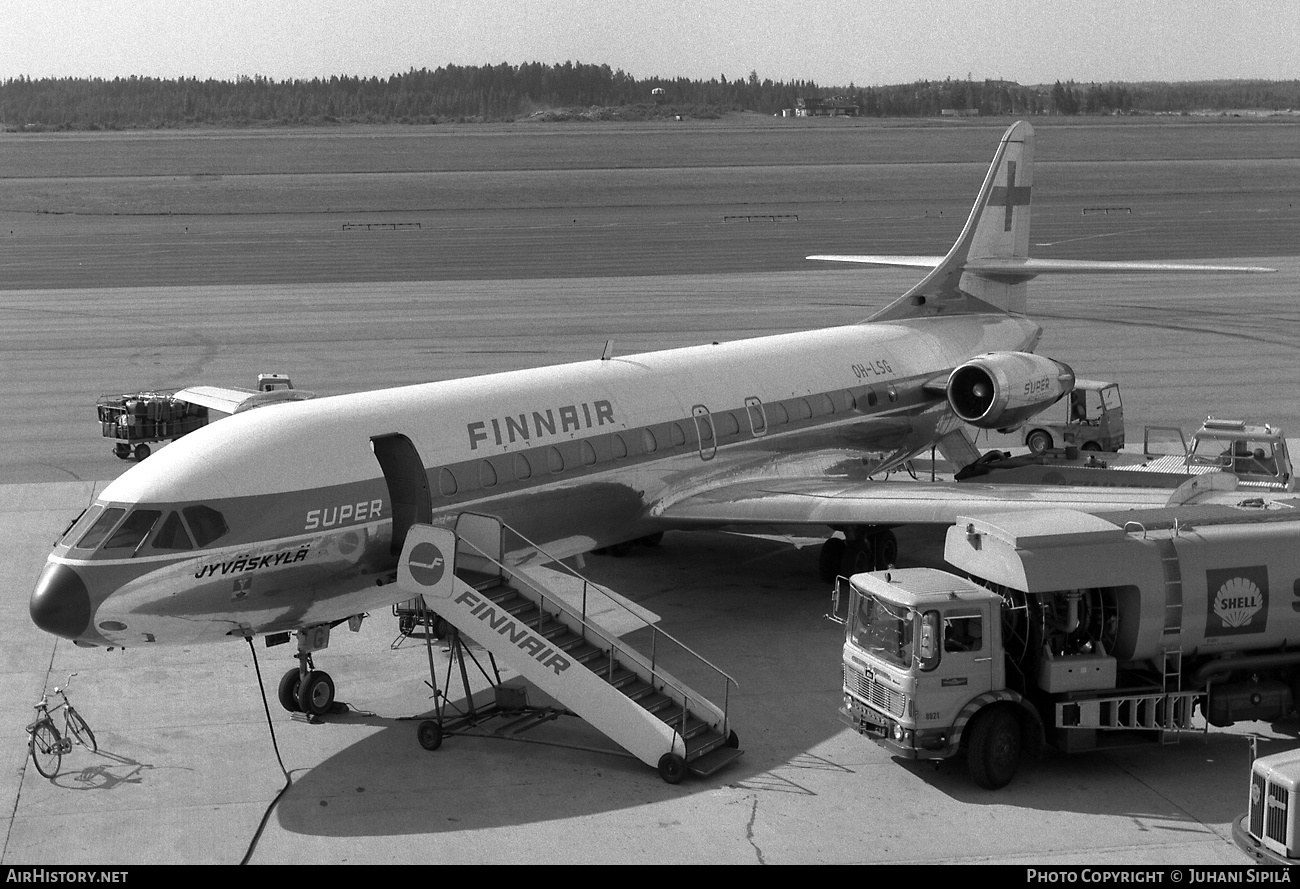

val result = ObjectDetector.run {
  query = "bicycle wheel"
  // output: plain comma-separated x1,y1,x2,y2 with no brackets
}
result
67,708,97,753
29,720,63,779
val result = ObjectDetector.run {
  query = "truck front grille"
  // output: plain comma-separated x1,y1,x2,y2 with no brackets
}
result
844,665,906,717
1249,769,1294,852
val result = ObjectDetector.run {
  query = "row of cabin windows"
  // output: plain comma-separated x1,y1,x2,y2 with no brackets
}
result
67,503,229,554
437,385,897,496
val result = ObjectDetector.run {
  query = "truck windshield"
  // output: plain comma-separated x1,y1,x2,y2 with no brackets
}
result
1188,437,1281,478
849,592,914,669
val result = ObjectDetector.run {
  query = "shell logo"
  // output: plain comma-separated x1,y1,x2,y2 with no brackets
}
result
1213,576,1263,628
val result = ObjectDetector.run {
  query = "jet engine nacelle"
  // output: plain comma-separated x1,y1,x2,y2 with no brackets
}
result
947,352,1075,431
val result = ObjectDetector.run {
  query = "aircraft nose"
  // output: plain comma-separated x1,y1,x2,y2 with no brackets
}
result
30,561,92,641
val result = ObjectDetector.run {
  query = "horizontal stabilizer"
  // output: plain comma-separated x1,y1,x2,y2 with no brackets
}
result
807,254,945,269
810,255,1275,280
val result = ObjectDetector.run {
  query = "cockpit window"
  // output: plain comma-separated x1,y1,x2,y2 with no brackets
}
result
151,511,194,551
183,505,229,547
75,507,125,550
61,506,100,547
103,510,162,551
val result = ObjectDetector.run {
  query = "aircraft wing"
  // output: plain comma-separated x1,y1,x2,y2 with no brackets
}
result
649,474,1262,529
174,385,314,414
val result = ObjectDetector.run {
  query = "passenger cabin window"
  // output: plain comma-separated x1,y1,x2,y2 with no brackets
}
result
103,510,162,551
439,468,458,496
513,453,533,480
183,505,229,547
75,507,125,551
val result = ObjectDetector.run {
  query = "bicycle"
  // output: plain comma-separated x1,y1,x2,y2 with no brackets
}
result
27,672,97,778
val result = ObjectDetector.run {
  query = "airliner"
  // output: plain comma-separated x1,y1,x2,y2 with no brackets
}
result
30,121,1273,715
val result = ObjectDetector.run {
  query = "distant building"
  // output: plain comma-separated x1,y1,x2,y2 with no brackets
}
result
796,96,859,117
941,108,980,117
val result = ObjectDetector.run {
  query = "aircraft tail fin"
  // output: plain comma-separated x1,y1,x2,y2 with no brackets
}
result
808,121,1273,322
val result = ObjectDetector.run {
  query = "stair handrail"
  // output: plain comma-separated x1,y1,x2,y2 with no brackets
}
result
453,525,738,733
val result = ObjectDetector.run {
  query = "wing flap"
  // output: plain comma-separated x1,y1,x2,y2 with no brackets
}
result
652,476,1195,528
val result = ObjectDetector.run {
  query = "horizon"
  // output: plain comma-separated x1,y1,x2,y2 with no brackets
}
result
7,1,1295,87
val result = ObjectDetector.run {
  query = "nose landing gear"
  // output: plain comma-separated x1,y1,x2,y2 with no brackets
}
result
277,659,337,717
274,622,350,717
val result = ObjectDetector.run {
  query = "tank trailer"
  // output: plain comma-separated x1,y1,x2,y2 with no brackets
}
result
836,503,1300,788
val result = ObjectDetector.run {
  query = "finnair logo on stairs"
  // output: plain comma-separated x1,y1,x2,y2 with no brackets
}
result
454,589,573,676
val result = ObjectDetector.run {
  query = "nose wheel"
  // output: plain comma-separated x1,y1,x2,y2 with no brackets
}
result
278,664,337,716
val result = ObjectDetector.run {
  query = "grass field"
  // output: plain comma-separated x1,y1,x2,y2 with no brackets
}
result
2,116,1298,290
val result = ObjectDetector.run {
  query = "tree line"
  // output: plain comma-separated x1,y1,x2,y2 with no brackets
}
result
2,63,1297,130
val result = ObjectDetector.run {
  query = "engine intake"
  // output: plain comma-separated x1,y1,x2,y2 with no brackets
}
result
948,352,1074,431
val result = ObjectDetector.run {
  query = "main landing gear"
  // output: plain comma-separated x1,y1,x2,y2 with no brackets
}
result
818,528,897,583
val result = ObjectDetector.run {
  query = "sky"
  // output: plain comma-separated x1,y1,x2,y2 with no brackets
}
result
6,0,1297,86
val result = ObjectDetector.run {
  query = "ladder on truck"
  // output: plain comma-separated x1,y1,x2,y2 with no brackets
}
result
395,520,743,784
1057,689,1200,734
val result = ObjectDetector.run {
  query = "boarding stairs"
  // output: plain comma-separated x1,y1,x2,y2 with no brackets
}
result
394,517,743,783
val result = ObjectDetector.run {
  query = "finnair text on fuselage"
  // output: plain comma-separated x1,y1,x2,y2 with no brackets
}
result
468,399,616,450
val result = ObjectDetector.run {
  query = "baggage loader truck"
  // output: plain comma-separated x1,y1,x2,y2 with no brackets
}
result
835,503,1300,788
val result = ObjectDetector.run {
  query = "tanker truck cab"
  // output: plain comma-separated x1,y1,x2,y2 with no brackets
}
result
838,568,1034,789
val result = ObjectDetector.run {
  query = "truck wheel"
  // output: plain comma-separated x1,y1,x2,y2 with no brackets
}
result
1026,430,1052,454
967,708,1022,790
873,530,898,570
818,537,846,583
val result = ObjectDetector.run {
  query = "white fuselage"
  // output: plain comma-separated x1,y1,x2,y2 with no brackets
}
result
32,312,1039,648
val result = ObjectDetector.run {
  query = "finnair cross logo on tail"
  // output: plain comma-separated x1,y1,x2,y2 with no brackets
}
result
989,160,1031,232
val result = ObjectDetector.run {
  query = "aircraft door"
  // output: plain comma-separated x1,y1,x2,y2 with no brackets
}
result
371,433,433,555
692,404,716,461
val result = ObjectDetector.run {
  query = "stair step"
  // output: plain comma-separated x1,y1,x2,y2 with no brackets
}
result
687,744,745,778
602,667,638,689
637,692,677,716
620,679,655,702
684,727,730,758
660,712,710,739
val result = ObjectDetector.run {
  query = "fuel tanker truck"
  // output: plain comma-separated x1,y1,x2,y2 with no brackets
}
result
835,502,1300,789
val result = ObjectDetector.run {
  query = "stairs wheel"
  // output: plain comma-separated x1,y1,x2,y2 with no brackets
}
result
417,720,443,751
726,730,740,749
657,752,687,784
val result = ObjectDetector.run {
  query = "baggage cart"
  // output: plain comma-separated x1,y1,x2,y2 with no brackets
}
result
96,392,209,461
